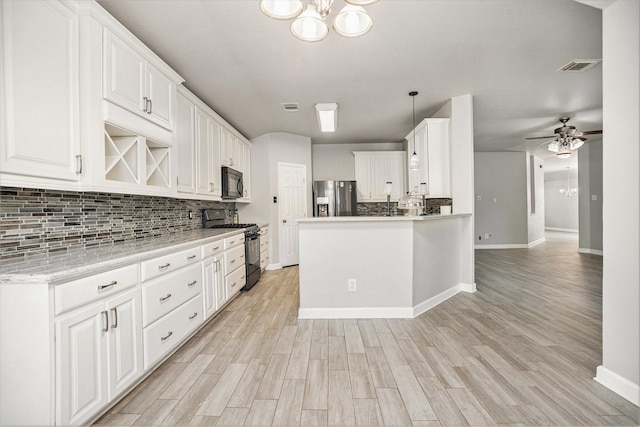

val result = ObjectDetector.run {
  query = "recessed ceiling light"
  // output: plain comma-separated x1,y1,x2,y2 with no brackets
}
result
315,103,338,132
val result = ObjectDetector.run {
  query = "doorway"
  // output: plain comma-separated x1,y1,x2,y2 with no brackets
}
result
277,162,307,267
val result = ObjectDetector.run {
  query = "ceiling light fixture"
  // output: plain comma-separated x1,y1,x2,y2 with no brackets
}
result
259,0,377,42
409,91,419,171
547,136,584,159
315,103,338,132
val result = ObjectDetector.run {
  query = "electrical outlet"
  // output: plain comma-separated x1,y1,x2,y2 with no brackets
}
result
188,210,193,220
485,233,489,239
348,279,357,292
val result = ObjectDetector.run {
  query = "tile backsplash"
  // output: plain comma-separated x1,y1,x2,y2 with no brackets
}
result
0,187,232,261
357,198,452,217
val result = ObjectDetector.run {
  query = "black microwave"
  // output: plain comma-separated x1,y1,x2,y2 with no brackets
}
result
221,166,243,199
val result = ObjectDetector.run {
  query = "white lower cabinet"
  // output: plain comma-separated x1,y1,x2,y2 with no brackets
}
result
203,252,225,319
56,288,142,426
142,295,202,370
259,226,269,271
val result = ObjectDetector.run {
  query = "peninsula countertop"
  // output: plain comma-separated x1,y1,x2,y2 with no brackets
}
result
0,228,245,285
297,213,471,223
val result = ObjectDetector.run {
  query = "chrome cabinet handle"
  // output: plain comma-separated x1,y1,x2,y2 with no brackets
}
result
230,259,236,264
240,254,245,259
187,280,197,287
101,310,109,332
187,255,197,260
229,240,235,245
75,154,83,175
98,280,117,290
160,293,172,302
232,282,237,287
283,219,287,223
147,98,152,114
212,246,220,251
188,312,198,320
158,263,171,270
143,96,149,113
161,331,173,341
110,307,118,329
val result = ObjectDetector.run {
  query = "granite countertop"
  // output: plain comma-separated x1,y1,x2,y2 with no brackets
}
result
296,213,471,223
0,228,244,285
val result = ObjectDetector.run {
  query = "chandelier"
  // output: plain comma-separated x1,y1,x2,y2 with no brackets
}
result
259,0,378,42
559,167,578,197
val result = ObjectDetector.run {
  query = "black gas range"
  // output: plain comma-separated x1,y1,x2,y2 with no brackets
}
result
202,209,261,290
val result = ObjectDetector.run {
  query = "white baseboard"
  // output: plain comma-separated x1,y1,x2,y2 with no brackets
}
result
475,243,529,249
298,307,413,319
299,282,477,320
265,263,283,271
475,240,545,250
545,227,579,233
528,237,545,248
595,365,640,406
578,248,604,256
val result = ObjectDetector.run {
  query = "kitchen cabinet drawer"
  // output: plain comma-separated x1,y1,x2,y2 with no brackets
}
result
201,239,224,258
142,295,202,370
225,263,245,299
225,244,245,273
223,233,245,250
54,264,138,315
140,247,201,282
141,263,202,327
259,235,269,252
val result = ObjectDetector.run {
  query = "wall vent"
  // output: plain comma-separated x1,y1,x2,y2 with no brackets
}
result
281,102,299,112
557,59,601,72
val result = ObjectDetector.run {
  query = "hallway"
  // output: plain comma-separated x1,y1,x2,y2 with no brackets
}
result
96,238,639,426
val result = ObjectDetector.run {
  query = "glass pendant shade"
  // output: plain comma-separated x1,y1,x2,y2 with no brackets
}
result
333,5,373,37
291,4,328,41
410,152,419,170
570,138,585,150
547,141,559,153
345,0,379,4
260,0,303,20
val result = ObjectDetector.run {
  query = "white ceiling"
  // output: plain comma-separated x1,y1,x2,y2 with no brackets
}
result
97,0,604,174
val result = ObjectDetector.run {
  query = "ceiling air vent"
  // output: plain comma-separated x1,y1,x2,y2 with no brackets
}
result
557,59,601,72
281,102,299,112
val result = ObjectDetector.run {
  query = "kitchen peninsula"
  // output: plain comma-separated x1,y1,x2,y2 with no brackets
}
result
297,213,476,319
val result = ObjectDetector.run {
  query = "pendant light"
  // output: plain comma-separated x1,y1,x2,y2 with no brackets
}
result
409,91,419,170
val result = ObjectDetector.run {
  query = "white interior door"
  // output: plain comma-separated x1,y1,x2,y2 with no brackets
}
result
278,162,307,267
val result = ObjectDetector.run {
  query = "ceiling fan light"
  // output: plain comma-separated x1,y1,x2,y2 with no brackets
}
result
291,4,328,41
344,0,379,5
260,0,303,20
570,138,584,150
547,141,559,152
333,5,373,37
557,150,572,159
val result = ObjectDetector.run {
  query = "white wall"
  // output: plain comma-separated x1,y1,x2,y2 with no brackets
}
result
596,0,640,405
312,142,403,181
475,152,529,245
545,174,579,231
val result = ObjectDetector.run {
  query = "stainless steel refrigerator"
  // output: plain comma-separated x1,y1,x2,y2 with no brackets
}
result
313,180,358,217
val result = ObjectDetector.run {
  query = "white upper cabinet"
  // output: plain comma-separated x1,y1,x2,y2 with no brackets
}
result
103,30,175,130
406,118,451,198
0,0,81,183
175,89,196,193
354,151,406,202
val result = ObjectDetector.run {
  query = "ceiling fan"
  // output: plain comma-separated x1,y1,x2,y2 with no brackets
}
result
526,117,602,158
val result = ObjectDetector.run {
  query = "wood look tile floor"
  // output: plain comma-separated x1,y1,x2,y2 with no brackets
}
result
95,232,640,426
